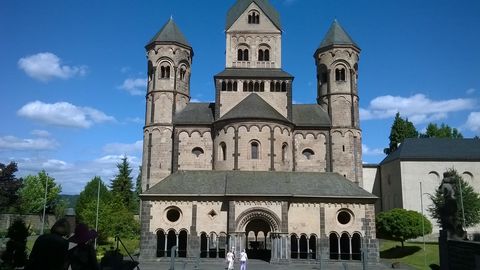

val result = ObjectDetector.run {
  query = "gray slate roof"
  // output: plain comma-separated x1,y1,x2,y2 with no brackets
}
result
292,104,331,127
143,170,376,199
146,18,191,48
381,138,480,164
226,0,281,30
318,19,359,51
218,94,290,123
173,103,215,125
215,68,293,79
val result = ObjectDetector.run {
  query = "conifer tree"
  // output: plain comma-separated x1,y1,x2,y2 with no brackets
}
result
384,112,418,155
110,156,135,211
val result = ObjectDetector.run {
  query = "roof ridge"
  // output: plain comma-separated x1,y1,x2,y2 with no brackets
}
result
226,0,281,30
146,18,191,48
318,19,358,50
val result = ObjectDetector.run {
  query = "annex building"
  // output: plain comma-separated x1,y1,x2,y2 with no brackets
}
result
139,0,379,264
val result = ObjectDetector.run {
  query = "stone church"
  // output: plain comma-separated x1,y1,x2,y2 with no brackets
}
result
139,0,378,264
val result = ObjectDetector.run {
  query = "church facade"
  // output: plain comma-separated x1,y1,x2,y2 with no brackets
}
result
139,0,378,264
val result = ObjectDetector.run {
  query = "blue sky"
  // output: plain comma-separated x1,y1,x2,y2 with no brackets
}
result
1,0,479,194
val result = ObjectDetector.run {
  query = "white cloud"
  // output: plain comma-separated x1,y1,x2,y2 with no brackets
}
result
126,117,144,124
103,141,143,155
18,52,87,82
362,144,384,156
360,94,475,124
7,155,141,194
465,112,480,133
466,88,476,95
31,130,51,137
119,78,147,96
0,135,58,151
18,101,115,128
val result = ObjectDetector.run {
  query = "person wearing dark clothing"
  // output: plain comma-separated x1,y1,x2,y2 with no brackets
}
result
68,223,100,270
26,218,71,270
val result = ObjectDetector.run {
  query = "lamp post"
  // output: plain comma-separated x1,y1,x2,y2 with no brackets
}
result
41,173,48,235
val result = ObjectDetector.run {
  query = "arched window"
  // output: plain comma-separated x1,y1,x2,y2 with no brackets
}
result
248,11,260,24
148,61,153,82
233,81,238,92
281,82,287,92
258,49,264,61
156,230,166,257
264,49,270,61
254,82,260,92
302,149,315,160
251,141,259,159
165,66,170,78
329,233,339,260
291,234,298,259
335,68,346,81
167,230,176,257
237,49,243,61
221,81,226,91
282,143,288,162
309,235,317,260
200,233,208,258
260,82,265,92
275,82,281,92
227,81,233,91
243,49,249,61
219,142,227,161
179,67,186,81
160,66,165,78
243,82,248,92
160,65,171,79
192,147,204,157
270,81,274,92
340,233,350,260
299,235,308,259
178,230,187,258
248,81,254,92
352,233,361,261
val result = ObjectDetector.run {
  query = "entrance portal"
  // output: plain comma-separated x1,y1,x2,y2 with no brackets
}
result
245,219,271,261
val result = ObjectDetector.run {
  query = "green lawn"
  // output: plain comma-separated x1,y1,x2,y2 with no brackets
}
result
379,239,439,270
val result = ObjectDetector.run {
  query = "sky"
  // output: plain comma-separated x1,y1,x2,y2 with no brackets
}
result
1,0,479,194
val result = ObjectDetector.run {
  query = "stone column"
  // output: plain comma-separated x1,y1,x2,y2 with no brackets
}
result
139,201,156,259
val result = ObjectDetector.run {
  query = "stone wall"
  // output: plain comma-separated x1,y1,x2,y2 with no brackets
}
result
445,239,480,270
0,214,57,233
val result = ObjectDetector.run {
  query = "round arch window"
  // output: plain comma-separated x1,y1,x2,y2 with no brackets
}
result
166,208,181,223
337,210,352,225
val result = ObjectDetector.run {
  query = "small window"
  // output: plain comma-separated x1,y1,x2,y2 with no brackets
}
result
179,67,186,81
243,49,249,61
281,82,287,92
270,82,274,92
243,82,248,92
337,210,352,225
192,147,204,157
302,149,315,160
321,72,328,83
221,81,226,91
258,50,264,61
275,82,281,92
251,141,259,159
260,82,265,92
227,82,233,91
282,143,288,162
160,65,170,79
248,11,260,24
264,49,270,61
233,82,238,92
254,82,260,92
166,208,181,222
335,68,346,81
237,49,243,61
219,142,227,161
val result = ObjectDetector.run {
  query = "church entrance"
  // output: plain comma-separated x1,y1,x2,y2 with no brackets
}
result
245,218,271,261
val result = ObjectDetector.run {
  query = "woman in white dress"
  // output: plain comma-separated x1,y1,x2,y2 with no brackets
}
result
226,249,235,270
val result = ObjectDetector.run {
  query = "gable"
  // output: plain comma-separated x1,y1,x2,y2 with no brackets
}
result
227,2,281,33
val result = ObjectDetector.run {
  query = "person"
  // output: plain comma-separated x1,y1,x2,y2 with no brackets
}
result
226,248,235,270
26,218,71,270
68,223,100,270
239,249,248,270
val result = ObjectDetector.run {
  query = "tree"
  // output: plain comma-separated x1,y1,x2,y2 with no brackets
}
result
0,219,29,269
110,156,135,212
428,169,480,228
384,113,418,155
420,123,463,138
0,162,23,213
133,166,142,214
17,171,62,214
376,208,432,247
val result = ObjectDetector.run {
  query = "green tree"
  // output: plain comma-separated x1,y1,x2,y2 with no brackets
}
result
420,123,463,138
376,208,432,247
132,166,142,214
384,112,419,155
0,162,23,213
428,169,480,228
18,171,61,214
0,219,29,269
110,156,135,212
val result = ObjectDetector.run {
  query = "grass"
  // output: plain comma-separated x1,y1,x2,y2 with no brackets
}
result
379,239,439,270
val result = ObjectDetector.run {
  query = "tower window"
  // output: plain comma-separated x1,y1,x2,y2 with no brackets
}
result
160,65,171,79
221,81,226,91
270,82,274,92
248,11,260,24
237,48,249,61
260,82,265,92
243,82,248,92
258,50,264,61
281,82,287,92
335,68,346,81
233,81,238,92
258,49,270,61
254,82,260,92
275,82,281,92
302,149,315,160
227,82,233,91
248,81,254,92
179,67,186,81
282,143,288,162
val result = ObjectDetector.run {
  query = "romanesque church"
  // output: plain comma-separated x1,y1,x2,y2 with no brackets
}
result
139,0,378,264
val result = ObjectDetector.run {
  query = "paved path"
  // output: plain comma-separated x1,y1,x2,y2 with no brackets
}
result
137,259,411,270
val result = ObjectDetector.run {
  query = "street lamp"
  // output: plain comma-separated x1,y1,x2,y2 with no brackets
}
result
40,173,48,235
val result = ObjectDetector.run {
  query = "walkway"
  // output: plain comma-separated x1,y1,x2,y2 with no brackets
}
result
137,259,411,270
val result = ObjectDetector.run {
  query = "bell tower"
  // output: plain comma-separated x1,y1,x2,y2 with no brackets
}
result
142,18,193,191
315,20,363,186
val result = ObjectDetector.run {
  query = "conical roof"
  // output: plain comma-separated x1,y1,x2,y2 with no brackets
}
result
318,19,358,50
146,18,191,48
226,0,281,30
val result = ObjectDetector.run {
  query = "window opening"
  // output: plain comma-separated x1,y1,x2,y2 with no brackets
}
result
192,147,204,157
258,50,264,61
251,141,259,159
281,82,287,92
221,81,226,91
302,149,315,160
282,143,288,162
237,49,243,61
264,49,270,61
335,68,346,81
219,142,227,161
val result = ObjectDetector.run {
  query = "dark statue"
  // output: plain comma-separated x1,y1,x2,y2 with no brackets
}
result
439,171,466,239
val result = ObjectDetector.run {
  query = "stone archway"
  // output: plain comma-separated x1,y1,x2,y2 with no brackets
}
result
235,208,281,262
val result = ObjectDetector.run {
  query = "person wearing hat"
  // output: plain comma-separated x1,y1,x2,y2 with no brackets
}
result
26,218,71,270
68,223,99,270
